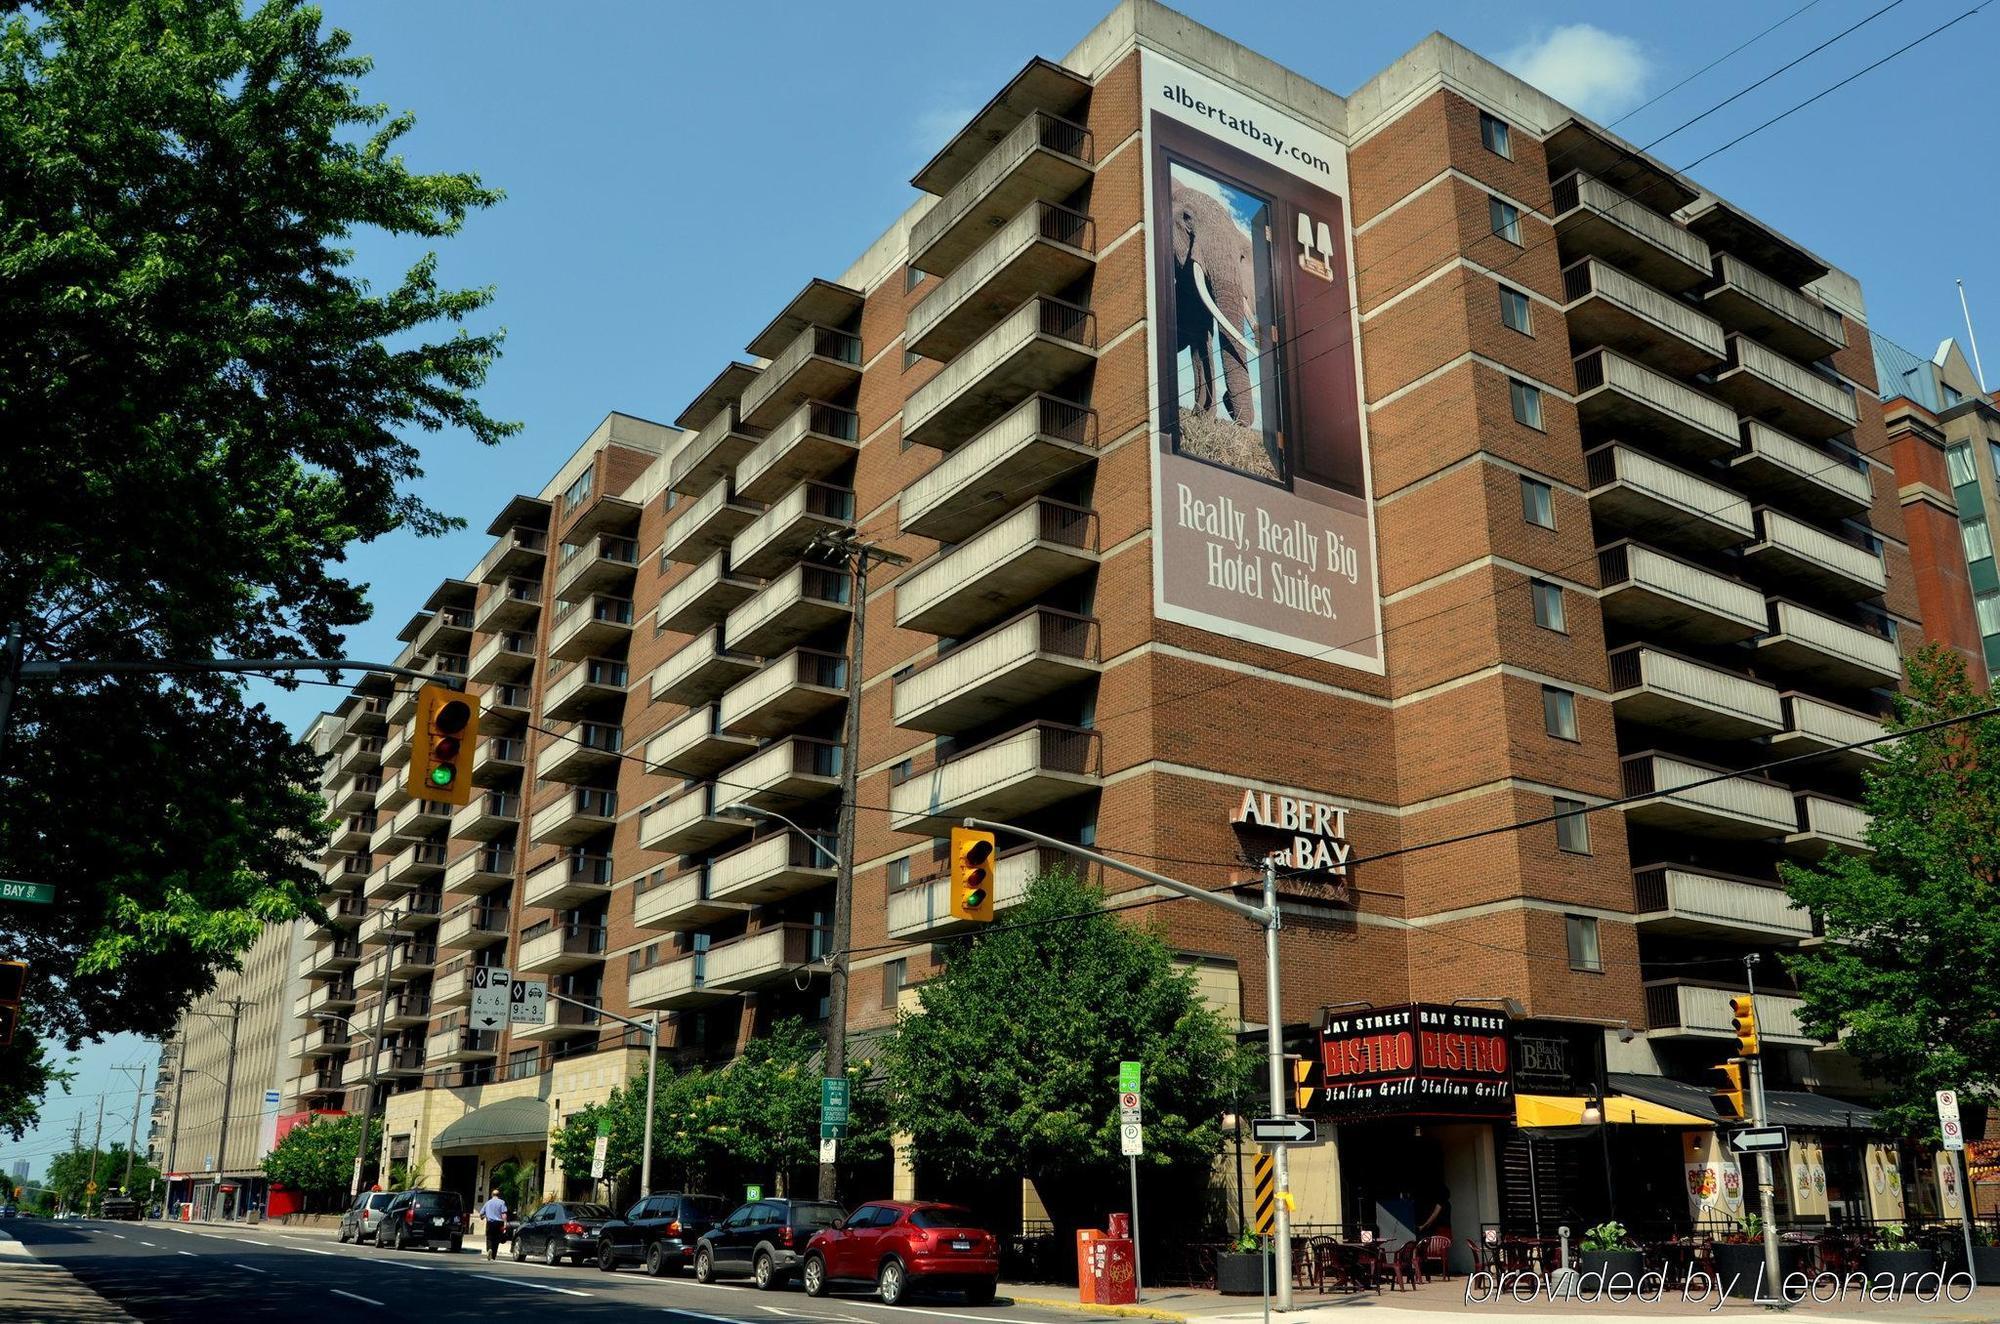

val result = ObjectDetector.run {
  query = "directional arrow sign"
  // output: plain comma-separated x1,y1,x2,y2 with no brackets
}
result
1250,1116,1322,1146
1728,1124,1789,1154
469,967,510,1030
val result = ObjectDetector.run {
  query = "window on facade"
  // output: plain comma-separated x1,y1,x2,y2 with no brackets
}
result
1520,475,1556,529
1947,443,1977,488
1990,441,2000,481
562,467,593,513
1553,797,1590,854
1542,685,1579,741
887,857,910,892
1979,592,2000,637
1565,915,1602,972
881,957,907,1009
1479,111,1513,159
1963,517,1994,564
1489,196,1522,245
1510,379,1544,430
1499,286,1533,335
1531,580,1566,632
1945,384,1964,407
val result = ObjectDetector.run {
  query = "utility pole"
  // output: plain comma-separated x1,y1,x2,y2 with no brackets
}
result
116,1064,148,1190
214,1001,242,1218
1744,956,1781,1300
164,1036,186,1215
351,915,401,1198
88,1095,105,1214
66,1117,82,1216
807,528,907,1204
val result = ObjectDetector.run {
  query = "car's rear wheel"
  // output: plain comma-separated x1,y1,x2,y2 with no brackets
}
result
694,1245,715,1283
878,1257,908,1306
544,1238,564,1266
802,1252,829,1298
599,1242,618,1272
450,1237,463,1255
512,1234,526,1263
965,1279,996,1306
644,1242,668,1277
337,1225,351,1244
754,1249,778,1290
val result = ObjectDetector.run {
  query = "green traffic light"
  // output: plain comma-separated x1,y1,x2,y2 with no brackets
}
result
964,889,986,909
429,765,454,787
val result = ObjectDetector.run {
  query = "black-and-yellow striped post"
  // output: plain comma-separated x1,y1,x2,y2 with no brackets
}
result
1251,1151,1277,1236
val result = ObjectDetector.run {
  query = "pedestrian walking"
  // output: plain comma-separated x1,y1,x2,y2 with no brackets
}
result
481,1188,508,1260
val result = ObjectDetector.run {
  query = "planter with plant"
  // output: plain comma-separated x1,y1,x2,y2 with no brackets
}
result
1576,1222,1644,1286
1217,1229,1274,1295
1711,1216,1808,1298
1964,1226,2000,1285
1863,1223,1936,1285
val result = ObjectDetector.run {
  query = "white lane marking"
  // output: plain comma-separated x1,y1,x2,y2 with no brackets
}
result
177,1250,197,1256
231,1262,268,1274
239,1238,272,1246
890,1308,1034,1324
664,1310,760,1323
295,1247,338,1256
332,1289,385,1306
468,1271,590,1296
137,1240,157,1247
111,1234,127,1240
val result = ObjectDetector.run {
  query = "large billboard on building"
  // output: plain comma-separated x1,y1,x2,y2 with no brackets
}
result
1141,50,1383,673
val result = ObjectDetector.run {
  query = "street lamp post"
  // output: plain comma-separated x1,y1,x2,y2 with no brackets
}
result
544,990,661,1196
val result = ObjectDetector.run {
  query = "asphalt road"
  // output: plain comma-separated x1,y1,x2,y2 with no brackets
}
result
3,1216,1068,1324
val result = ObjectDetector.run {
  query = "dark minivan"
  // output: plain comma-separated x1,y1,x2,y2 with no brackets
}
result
596,1192,728,1275
377,1189,467,1252
695,1197,845,1289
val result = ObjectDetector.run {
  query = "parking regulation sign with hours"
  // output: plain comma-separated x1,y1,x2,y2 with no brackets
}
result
1938,1089,1965,1150
1119,1060,1143,1155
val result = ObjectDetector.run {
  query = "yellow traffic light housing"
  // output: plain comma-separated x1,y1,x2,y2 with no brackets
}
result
1711,1061,1746,1119
1290,1053,1316,1111
0,960,22,1047
949,827,996,923
1729,995,1760,1058
406,684,478,806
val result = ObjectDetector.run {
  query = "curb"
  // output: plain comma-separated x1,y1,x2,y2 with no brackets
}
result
1008,1294,1191,1322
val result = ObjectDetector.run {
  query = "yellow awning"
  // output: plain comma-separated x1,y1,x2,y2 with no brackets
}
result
1515,1094,1713,1128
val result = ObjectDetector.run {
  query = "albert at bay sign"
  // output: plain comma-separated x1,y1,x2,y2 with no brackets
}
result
1231,787,1352,876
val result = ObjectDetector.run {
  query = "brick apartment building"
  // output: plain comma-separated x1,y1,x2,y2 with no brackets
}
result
283,0,1945,1248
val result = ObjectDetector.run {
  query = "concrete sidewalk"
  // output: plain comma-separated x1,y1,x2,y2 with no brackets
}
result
0,1236,135,1323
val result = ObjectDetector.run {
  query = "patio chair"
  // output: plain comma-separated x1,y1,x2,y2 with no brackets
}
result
1387,1240,1423,1290
1419,1232,1453,1281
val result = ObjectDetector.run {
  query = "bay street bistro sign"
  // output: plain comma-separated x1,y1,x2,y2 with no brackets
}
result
1309,1003,1514,1119
1231,787,1352,899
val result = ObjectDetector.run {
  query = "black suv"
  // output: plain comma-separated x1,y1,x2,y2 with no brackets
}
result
596,1192,728,1275
377,1189,466,1252
98,1196,142,1221
695,1197,845,1289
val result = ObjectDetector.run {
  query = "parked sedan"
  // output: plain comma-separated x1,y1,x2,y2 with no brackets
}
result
695,1197,845,1289
596,1192,728,1275
803,1201,999,1305
512,1200,614,1266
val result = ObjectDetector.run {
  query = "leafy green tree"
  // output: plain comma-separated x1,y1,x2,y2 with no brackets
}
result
261,1112,360,1205
1783,645,2000,1137
46,1144,158,1214
886,870,1253,1241
0,0,511,1135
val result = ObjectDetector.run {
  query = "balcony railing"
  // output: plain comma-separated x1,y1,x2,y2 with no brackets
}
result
543,656,628,722
554,533,640,602
529,787,619,847
1712,334,1858,440
889,721,1098,833
730,481,854,578
473,575,541,633
1754,599,1902,690
1619,751,1797,838
628,951,724,1010
711,737,842,814
903,297,1097,448
520,850,612,912
1596,541,1768,643
894,606,1098,735
449,790,519,842
886,844,1050,940
632,866,747,932
908,201,1097,360
549,594,634,662
1743,507,1886,598
656,551,759,636
536,720,625,784
726,563,852,658
473,524,548,584
1561,256,1725,373
910,111,1094,277
668,401,762,498
1551,170,1712,291
734,402,860,505
517,923,607,977
896,498,1097,637
660,480,758,565
1787,792,1872,860
1573,347,1740,457
443,845,514,895
717,648,846,738
649,628,757,708
1585,444,1752,551
1606,644,1782,740
645,704,757,779
468,630,535,685
740,326,863,430
1770,692,1890,774
1729,420,1873,519
707,830,837,906
704,924,828,992
1646,981,1813,1044
902,394,1097,542
1704,252,1847,360
636,783,746,855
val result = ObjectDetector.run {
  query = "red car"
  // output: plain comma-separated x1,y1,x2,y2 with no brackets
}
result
803,1200,999,1305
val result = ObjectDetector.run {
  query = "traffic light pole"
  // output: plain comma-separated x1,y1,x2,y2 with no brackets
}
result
961,818,1294,1310
1744,957,1780,1300
546,990,660,1197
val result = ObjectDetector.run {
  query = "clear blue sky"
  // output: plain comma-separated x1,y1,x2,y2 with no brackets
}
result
29,0,1997,1168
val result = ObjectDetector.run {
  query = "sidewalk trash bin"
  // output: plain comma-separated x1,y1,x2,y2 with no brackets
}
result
1088,1225,1138,1306
1076,1230,1103,1304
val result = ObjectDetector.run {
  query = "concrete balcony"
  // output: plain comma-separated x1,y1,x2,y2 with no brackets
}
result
1584,444,1753,552
1768,692,1890,776
430,958,477,1008
885,844,1050,941
889,722,1098,835
718,648,846,738
908,202,1096,361
536,721,625,784
474,576,541,634
318,892,368,930
707,831,836,906
903,297,1097,448
669,401,763,499
414,607,474,658
387,682,418,727
1711,335,1858,441
555,533,640,603
364,991,433,1032
896,498,1097,637
562,491,643,544
360,888,441,942
299,937,363,980
375,772,411,815
336,735,383,776
344,1045,426,1085
330,774,380,816
735,402,860,505
660,481,758,565
297,1022,355,1060
712,737,843,815
529,787,619,847
385,941,439,983
468,630,535,685
293,1068,345,1102
657,552,759,636
330,813,376,852
1573,347,1740,458
1597,541,1768,643
426,1020,500,1065
1607,644,1782,741
726,564,852,657
1753,599,1903,690
388,795,451,844
645,705,757,779
637,784,747,855
549,594,634,662
323,852,372,891
470,735,526,787
521,850,613,910
910,111,1094,278
443,845,514,896
902,394,1098,542
1620,751,1797,839
704,924,826,993
343,697,389,738
516,923,606,977
894,607,1098,736
1730,421,1872,521
485,682,530,728
366,807,399,856
1551,170,1712,292
1742,507,1885,599
649,628,757,708
739,326,862,430
542,657,628,722
378,725,412,772
1703,253,1847,361
475,524,548,585
301,980,357,1017
449,790,519,843
633,868,748,932
1786,793,1872,860
436,900,509,952
1647,981,1813,1045
1561,257,1725,374
629,953,727,1011
730,482,854,578
384,839,448,890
